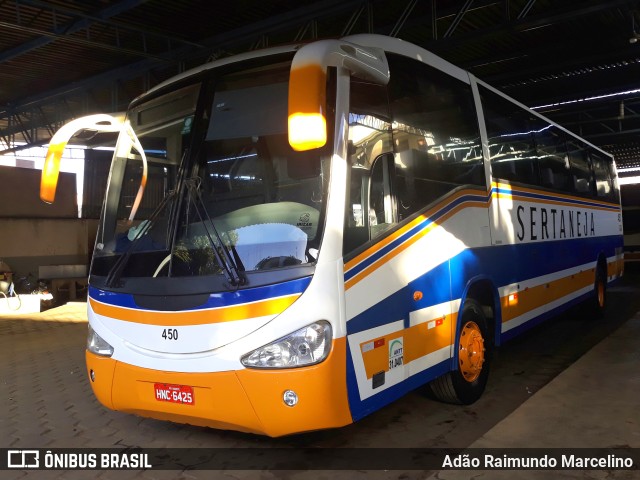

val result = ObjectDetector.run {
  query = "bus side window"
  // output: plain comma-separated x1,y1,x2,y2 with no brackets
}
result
535,126,572,193
369,154,396,239
387,53,484,219
567,141,593,196
592,152,616,202
480,86,540,186
343,79,394,255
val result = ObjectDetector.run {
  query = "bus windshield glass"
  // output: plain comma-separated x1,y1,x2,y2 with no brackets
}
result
91,60,330,288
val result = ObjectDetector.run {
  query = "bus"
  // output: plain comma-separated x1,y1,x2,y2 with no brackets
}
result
40,34,623,437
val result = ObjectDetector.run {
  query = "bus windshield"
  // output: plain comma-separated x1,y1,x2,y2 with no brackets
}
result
91,60,331,290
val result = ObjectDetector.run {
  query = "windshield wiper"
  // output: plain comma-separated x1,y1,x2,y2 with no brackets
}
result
184,177,246,287
105,190,177,288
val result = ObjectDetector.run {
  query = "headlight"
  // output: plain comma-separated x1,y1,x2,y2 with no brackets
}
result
87,324,114,357
241,321,332,368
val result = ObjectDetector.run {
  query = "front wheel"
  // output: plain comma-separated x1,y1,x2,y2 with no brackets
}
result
428,299,491,405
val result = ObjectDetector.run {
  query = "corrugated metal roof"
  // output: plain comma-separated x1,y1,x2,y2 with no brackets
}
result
1,0,640,166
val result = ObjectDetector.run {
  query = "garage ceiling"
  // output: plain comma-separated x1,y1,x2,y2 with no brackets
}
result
1,0,640,170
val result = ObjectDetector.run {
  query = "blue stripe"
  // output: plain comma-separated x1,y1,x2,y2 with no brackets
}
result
347,235,622,336
492,186,619,211
88,276,312,311
347,260,452,334
344,221,431,282
500,289,591,342
347,187,619,284
346,341,450,422
345,191,490,282
346,235,622,419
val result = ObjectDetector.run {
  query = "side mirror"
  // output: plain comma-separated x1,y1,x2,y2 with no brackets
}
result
288,40,389,152
40,114,122,203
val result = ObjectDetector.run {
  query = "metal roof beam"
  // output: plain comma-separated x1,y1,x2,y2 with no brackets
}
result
2,0,374,115
517,0,537,19
0,0,150,64
0,19,167,60
0,0,377,152
18,0,205,49
443,0,474,38
398,0,640,52
196,0,373,49
390,0,418,38
341,3,366,36
0,0,200,63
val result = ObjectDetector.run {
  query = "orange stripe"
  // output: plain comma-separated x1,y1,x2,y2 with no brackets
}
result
345,199,486,290
345,213,427,273
501,268,596,323
89,294,300,326
359,313,456,379
492,181,620,209
344,188,484,272
344,181,618,290
404,313,455,364
493,191,616,213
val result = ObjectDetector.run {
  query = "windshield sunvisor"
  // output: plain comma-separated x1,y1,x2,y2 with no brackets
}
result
88,277,311,353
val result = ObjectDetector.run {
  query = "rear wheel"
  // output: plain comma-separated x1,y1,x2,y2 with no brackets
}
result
428,299,491,404
592,264,607,318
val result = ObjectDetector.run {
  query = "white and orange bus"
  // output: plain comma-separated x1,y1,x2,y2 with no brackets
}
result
41,34,623,437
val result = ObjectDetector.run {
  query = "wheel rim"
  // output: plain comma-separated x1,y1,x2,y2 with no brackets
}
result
597,280,605,308
458,320,485,383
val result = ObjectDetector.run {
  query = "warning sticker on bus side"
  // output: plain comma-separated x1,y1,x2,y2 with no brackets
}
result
388,337,404,370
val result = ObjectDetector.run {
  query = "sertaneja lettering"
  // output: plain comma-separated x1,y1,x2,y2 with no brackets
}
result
516,206,595,242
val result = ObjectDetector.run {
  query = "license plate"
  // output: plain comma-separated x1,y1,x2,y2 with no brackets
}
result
154,383,194,405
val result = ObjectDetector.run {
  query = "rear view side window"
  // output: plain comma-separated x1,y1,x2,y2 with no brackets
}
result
480,85,618,202
480,86,540,186
536,125,572,193
567,141,593,196
592,152,616,202
387,53,483,219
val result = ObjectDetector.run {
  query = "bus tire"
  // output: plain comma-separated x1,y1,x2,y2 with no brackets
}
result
592,264,607,318
428,299,491,405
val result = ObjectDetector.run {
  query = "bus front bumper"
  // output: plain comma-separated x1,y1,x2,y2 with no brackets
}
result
85,338,352,437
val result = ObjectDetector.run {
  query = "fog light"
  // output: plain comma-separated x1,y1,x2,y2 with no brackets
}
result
90,370,95,382
283,390,298,407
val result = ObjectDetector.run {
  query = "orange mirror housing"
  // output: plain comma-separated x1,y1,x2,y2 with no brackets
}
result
288,40,389,152
40,114,122,203
288,64,327,151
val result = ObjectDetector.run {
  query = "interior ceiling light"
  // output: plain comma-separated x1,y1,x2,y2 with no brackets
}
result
531,88,640,110
630,14,640,43
503,57,640,89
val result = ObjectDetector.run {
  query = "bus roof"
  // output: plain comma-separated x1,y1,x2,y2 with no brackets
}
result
137,43,302,103
133,33,612,160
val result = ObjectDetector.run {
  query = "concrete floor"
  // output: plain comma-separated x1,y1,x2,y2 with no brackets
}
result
427,311,640,480
1,274,639,479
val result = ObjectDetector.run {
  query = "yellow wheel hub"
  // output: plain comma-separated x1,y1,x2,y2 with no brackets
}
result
597,281,605,308
458,320,485,383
